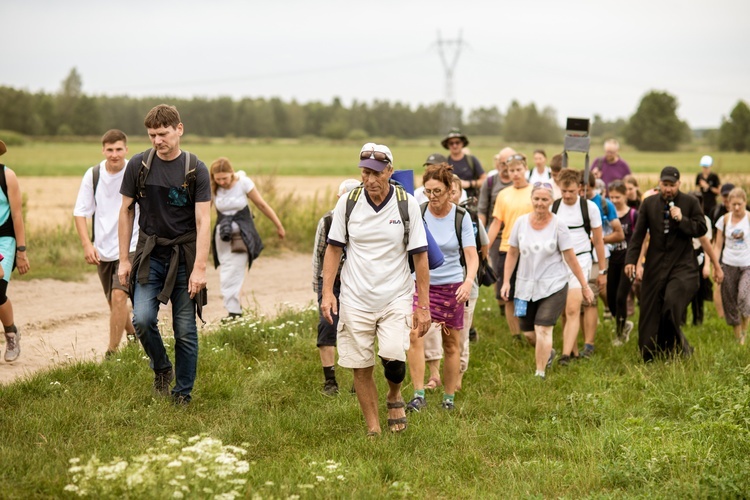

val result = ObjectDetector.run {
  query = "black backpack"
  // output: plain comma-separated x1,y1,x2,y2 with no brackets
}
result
552,196,592,235
132,148,199,205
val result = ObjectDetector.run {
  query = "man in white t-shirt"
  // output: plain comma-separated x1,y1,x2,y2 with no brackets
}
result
552,168,606,365
321,142,431,436
74,129,139,357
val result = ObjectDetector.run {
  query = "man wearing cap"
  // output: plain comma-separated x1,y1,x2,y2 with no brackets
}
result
625,166,707,362
414,153,466,205
591,139,631,188
312,178,361,396
442,129,486,200
0,139,30,363
321,143,431,436
696,155,720,216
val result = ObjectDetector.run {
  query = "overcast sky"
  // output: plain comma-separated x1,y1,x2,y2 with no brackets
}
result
3,0,748,129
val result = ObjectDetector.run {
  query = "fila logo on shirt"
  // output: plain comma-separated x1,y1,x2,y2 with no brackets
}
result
389,219,402,225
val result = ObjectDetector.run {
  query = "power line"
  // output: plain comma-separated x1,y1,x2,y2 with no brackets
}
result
434,31,468,131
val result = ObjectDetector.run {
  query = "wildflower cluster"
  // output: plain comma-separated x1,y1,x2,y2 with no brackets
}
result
64,434,250,498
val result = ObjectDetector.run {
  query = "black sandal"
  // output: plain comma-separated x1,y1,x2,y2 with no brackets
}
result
386,400,408,433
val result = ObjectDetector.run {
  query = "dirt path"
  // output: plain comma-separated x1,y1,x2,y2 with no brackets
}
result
0,251,315,385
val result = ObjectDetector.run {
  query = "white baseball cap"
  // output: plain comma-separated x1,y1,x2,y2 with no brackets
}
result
700,155,713,167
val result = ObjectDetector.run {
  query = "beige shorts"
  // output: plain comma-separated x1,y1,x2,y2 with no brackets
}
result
337,298,412,369
568,257,592,291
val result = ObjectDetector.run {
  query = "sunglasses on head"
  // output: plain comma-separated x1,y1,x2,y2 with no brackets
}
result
506,154,526,163
360,150,390,163
533,182,553,189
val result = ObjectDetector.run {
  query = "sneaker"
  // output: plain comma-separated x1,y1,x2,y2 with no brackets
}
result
172,393,191,406
603,310,613,321
4,329,20,362
622,321,634,343
546,348,556,369
580,345,595,358
153,368,174,397
557,354,572,366
322,380,339,396
534,372,546,380
126,333,138,344
406,396,427,413
440,399,455,411
221,313,242,324
469,327,478,343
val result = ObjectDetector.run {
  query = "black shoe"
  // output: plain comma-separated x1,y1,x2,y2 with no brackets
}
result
469,327,478,343
322,380,339,396
153,368,174,397
557,354,572,367
221,313,242,323
172,393,191,406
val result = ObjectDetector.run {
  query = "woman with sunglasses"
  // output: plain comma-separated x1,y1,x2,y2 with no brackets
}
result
501,182,593,379
406,163,478,412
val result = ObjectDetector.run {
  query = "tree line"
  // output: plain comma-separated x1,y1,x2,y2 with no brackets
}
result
1,69,748,152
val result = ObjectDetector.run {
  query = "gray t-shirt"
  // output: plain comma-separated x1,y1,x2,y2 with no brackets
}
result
509,213,573,301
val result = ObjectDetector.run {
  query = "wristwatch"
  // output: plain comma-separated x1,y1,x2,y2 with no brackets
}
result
16,246,26,252
599,268,608,275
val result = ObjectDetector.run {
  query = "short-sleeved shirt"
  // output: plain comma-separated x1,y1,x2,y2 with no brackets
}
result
327,185,427,312
717,212,750,267
448,155,484,198
527,166,552,184
477,174,512,224
491,185,533,252
592,193,618,259
120,150,211,240
73,161,138,261
696,172,720,214
593,157,631,187
215,173,254,215
423,204,475,285
554,197,602,264
509,213,573,301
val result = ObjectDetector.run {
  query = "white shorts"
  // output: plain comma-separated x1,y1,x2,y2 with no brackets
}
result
337,298,412,369
568,254,592,290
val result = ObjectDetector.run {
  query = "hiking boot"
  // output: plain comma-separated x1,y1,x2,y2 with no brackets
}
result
546,348,556,369
4,330,20,362
469,327,478,343
153,368,174,397
580,345,595,358
406,396,427,413
557,354,572,367
172,393,191,406
441,400,455,411
322,380,339,396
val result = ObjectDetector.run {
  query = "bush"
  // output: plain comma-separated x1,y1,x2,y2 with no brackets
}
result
0,130,29,147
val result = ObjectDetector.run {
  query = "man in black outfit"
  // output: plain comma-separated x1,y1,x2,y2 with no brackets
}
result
625,167,707,362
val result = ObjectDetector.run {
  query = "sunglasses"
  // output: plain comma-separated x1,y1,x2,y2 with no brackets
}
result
424,188,447,197
505,154,526,163
447,140,463,146
533,182,553,189
360,150,390,163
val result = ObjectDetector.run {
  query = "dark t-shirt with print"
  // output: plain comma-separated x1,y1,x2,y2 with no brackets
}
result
447,154,484,198
120,150,211,251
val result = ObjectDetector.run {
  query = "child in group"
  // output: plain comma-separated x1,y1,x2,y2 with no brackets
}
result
623,175,642,210
606,181,637,345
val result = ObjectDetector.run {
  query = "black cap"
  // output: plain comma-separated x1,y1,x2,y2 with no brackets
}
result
423,152,447,166
660,166,680,182
721,183,735,195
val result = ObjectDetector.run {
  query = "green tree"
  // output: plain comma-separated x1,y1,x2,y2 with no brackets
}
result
717,100,750,152
465,106,503,136
623,91,690,151
504,101,561,143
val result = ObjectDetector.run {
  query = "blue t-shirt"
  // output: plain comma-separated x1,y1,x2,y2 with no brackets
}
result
423,205,475,285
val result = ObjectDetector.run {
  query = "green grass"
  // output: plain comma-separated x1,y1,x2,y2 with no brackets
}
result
1,291,749,498
5,138,750,178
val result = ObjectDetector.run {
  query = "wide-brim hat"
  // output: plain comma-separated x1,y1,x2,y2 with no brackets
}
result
441,129,469,149
0,140,6,156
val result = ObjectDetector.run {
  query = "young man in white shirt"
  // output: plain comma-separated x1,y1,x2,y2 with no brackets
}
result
552,169,606,365
74,129,138,357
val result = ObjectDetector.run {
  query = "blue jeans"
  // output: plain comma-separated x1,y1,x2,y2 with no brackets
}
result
133,259,198,400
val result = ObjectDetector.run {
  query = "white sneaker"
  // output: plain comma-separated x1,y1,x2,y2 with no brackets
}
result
4,329,20,362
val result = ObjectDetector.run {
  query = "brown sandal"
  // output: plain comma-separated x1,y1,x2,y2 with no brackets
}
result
386,400,407,433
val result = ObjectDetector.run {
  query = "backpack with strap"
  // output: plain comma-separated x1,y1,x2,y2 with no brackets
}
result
90,164,101,242
0,165,13,239
345,180,410,247
134,148,199,204
552,196,592,235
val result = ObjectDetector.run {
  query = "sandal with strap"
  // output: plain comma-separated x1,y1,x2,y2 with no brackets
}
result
386,400,407,433
425,377,441,390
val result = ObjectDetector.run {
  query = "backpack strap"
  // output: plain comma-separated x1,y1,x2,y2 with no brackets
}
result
454,205,467,269
136,148,156,201
346,183,410,248
90,165,101,242
629,207,636,230
552,198,561,214
466,155,476,179
581,196,591,236
344,185,364,244
182,150,198,202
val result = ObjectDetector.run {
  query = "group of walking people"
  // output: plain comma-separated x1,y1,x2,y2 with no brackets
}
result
3,114,746,436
